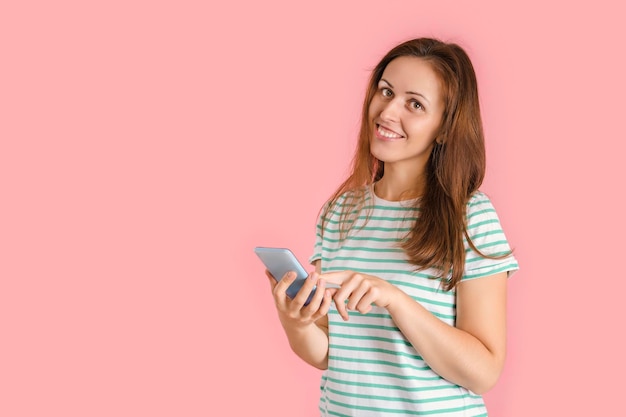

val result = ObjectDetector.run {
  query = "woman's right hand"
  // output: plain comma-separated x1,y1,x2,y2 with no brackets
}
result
266,270,333,330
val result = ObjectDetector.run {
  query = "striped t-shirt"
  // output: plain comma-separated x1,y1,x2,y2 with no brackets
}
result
309,186,519,416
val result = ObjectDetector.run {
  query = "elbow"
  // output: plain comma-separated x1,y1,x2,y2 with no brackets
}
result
467,381,497,395
313,354,329,370
467,348,506,395
466,367,503,395
288,343,328,370
307,357,328,371
313,362,328,371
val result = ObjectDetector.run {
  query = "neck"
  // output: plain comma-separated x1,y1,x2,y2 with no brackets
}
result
374,166,426,201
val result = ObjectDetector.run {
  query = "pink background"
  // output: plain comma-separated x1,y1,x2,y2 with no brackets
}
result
2,0,624,415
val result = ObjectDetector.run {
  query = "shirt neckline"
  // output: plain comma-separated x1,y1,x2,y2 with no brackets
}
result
369,183,421,207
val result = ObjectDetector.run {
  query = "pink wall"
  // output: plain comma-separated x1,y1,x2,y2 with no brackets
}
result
2,0,624,415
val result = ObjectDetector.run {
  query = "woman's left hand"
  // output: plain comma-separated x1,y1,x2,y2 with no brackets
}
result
320,271,401,321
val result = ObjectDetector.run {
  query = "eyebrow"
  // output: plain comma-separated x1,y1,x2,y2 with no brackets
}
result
380,78,431,104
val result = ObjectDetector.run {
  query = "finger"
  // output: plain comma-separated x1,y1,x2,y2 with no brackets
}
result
312,288,334,320
289,272,318,311
325,287,339,298
265,270,278,289
273,270,297,294
346,281,370,311
303,276,326,314
332,272,361,305
333,291,350,321
319,271,350,286
273,271,297,308
355,290,377,314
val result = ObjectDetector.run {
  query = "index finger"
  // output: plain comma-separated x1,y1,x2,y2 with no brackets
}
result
265,269,278,289
319,271,349,287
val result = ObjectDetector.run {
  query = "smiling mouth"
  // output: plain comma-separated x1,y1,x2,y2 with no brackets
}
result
376,124,403,139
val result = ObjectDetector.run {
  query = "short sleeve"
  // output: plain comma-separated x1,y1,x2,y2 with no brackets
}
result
308,204,326,266
462,192,519,281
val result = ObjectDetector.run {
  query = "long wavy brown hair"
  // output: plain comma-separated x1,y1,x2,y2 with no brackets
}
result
321,37,506,291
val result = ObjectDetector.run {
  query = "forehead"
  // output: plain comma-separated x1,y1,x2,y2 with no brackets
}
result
380,56,443,102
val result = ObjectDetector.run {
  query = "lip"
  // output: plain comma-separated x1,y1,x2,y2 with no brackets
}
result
375,123,405,141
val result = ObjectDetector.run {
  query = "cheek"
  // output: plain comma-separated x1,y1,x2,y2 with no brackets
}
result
408,118,440,139
368,99,381,120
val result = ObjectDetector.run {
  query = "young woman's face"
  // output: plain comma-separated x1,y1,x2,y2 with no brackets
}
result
368,56,445,173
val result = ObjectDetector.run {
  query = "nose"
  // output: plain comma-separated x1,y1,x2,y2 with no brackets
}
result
379,98,402,122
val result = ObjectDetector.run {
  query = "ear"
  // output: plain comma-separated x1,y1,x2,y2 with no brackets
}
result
434,124,448,145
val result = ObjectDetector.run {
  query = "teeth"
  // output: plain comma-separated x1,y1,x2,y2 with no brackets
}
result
378,125,402,138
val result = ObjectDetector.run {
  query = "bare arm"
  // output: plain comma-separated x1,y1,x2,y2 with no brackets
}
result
324,270,507,394
267,260,331,370
386,272,507,394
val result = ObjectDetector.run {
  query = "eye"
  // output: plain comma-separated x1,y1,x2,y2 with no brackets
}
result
409,100,423,111
381,87,393,98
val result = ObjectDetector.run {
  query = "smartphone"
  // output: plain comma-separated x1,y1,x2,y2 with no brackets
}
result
254,246,317,305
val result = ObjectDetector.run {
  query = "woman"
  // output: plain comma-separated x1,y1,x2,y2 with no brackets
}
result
266,37,519,416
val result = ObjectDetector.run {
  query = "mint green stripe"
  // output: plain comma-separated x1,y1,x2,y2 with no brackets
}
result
329,354,429,371
350,312,391,319
327,398,485,415
333,201,359,208
327,410,351,417
331,333,412,347
322,215,419,225
322,267,430,278
467,196,490,208
323,245,404,253
325,256,410,264
386,280,454,306
330,320,401,333
329,343,422,361
467,218,500,229
463,262,518,279
470,232,503,243
466,239,510,253
329,204,418,214
373,204,419,211
470,229,504,240
370,215,419,221
467,208,496,219
326,387,473,405
329,303,453,321
325,207,360,214
322,235,407,243
328,366,440,382
465,251,512,264
325,376,450,393
324,225,413,233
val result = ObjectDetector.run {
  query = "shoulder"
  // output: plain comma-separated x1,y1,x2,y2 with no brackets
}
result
467,190,494,210
323,186,369,214
339,186,369,203
463,191,519,278
466,191,499,218
464,190,507,235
